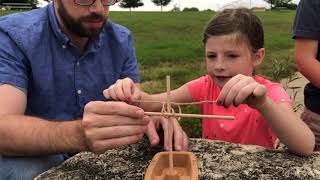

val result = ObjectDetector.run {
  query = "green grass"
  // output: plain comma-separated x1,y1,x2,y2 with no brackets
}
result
1,10,298,137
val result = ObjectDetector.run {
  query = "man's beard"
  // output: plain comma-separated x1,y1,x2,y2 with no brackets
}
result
57,1,107,38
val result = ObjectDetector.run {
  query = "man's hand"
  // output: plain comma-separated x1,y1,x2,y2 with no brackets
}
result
82,101,149,154
103,78,141,106
146,116,189,151
217,74,267,109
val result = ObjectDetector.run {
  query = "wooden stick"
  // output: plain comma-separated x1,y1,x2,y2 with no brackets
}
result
166,75,174,170
144,112,235,120
131,100,217,106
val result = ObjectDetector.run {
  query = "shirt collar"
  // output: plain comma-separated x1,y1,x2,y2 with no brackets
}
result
48,3,70,46
48,3,104,53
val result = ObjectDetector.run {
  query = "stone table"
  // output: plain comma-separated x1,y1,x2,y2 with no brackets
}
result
35,138,320,180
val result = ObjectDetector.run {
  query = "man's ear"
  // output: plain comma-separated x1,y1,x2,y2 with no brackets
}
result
253,48,265,67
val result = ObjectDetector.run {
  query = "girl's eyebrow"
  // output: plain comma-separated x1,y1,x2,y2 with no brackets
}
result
206,51,216,54
224,50,240,54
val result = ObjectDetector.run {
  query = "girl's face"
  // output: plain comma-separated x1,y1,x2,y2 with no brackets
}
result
205,34,264,88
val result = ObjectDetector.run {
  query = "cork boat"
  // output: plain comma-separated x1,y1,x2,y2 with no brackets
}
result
144,151,198,180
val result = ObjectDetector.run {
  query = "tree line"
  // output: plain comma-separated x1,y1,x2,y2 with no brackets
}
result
119,0,171,12
0,0,297,11
119,0,297,11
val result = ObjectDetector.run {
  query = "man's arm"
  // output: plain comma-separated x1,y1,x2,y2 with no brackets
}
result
0,84,87,156
295,38,320,87
0,84,148,156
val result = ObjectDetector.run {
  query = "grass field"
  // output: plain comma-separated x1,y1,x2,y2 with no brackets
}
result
0,10,298,137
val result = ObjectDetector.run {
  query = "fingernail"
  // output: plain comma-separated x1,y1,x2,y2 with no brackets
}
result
176,145,181,151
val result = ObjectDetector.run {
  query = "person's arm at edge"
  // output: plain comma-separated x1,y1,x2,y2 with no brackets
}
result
0,84,87,156
295,38,320,87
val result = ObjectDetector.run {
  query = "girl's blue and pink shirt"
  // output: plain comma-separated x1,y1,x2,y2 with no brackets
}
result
0,4,139,121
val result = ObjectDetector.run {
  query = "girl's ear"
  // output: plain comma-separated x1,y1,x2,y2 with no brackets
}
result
253,48,265,67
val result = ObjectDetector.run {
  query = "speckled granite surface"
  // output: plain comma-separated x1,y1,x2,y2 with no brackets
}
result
35,138,320,180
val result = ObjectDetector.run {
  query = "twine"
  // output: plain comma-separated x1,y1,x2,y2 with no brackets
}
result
132,100,218,121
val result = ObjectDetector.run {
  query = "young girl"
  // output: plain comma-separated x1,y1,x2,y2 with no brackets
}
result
104,8,315,156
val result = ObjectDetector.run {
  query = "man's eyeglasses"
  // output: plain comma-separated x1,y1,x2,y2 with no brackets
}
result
74,0,120,6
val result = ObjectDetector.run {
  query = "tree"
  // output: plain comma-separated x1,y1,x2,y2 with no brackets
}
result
264,0,292,9
151,0,171,12
119,0,143,12
0,0,38,8
182,7,199,12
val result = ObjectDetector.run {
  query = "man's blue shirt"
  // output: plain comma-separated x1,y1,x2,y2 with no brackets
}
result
0,3,140,121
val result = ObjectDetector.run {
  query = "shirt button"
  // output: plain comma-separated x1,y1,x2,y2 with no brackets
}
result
62,45,66,49
76,61,80,66
77,89,82,95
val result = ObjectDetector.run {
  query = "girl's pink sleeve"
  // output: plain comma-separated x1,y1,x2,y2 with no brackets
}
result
266,84,293,106
186,76,206,102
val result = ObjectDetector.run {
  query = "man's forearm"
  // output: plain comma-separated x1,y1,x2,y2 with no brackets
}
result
0,115,87,156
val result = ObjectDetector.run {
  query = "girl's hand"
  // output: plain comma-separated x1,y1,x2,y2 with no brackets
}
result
217,74,267,109
146,116,189,151
103,78,141,106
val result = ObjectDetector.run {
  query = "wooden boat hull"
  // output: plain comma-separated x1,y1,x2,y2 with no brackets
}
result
144,151,198,180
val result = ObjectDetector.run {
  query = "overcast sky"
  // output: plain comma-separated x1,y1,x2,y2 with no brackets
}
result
111,0,300,11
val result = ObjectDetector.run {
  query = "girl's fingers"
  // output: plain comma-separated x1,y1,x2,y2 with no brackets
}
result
146,117,160,146
233,82,258,106
157,117,169,150
253,84,267,98
223,77,252,107
114,82,126,100
122,78,135,101
182,131,189,151
217,74,243,105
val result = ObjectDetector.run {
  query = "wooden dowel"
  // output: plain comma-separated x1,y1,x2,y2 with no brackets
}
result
166,75,174,170
144,112,235,120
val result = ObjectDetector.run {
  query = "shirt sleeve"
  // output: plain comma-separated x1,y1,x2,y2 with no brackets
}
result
0,30,28,92
293,0,320,40
186,76,206,102
266,84,292,105
121,32,140,83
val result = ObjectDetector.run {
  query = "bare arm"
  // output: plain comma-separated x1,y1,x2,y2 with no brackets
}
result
295,38,320,87
0,84,87,156
0,84,148,156
257,99,315,156
218,74,315,156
